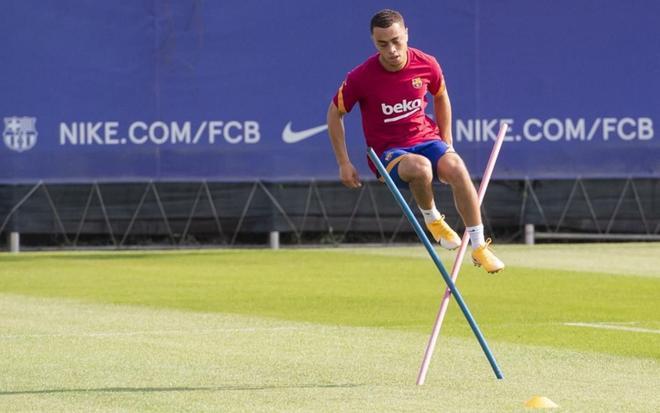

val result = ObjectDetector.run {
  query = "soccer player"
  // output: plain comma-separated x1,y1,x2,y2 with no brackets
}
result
326,9,504,273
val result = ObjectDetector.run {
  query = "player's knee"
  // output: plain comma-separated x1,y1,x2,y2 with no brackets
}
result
438,155,469,184
401,156,432,183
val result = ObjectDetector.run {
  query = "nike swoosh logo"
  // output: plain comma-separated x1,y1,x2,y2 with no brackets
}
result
282,122,328,143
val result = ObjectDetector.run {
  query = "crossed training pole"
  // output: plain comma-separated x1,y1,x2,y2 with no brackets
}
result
416,123,508,384
366,123,508,382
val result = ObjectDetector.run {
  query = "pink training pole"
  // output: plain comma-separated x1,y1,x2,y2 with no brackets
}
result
416,123,508,385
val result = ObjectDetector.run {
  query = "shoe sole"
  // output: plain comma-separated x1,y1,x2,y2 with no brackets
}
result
472,258,504,274
439,238,461,251
429,236,460,250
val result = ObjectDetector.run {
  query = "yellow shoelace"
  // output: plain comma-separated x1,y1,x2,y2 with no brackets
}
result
434,215,454,237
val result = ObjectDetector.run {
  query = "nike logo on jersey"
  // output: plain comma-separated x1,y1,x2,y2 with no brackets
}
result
381,98,422,123
282,122,328,143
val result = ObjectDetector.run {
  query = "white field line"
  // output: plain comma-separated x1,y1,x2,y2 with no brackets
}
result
0,326,304,339
563,322,660,335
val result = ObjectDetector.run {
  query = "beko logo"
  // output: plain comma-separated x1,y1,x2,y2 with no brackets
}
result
381,99,422,123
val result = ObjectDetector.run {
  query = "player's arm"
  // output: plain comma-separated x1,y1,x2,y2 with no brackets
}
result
433,89,453,148
327,102,362,188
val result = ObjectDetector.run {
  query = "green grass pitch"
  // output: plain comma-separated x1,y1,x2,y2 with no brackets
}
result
1,243,659,412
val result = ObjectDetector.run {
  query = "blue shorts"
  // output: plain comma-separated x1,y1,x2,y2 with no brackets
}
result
379,140,453,189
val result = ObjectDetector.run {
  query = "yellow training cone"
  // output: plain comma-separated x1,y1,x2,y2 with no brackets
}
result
524,396,559,409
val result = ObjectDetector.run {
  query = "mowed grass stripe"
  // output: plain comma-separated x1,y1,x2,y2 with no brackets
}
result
1,246,659,360
340,242,660,278
1,295,659,412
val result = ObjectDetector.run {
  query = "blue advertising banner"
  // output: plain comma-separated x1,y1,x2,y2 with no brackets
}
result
1,0,658,183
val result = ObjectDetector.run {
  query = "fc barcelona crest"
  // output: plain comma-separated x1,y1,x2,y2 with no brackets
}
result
411,77,423,89
3,117,38,153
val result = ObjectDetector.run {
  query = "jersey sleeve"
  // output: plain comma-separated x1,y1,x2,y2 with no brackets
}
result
332,71,360,114
428,57,446,97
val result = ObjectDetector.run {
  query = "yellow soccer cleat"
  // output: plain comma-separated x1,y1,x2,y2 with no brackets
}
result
471,238,505,273
425,215,462,250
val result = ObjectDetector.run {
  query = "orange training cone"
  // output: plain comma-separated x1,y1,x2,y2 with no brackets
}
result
524,395,559,409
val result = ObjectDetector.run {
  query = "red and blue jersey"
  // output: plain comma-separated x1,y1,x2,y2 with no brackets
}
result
333,47,447,172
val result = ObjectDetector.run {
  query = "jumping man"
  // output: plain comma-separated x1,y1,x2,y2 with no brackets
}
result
327,9,504,273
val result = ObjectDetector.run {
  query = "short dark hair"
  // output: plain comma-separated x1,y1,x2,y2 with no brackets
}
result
370,9,405,33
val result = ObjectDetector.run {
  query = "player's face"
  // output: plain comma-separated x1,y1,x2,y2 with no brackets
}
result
372,22,408,71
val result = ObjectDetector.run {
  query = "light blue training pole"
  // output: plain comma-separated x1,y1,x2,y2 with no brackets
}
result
367,147,503,379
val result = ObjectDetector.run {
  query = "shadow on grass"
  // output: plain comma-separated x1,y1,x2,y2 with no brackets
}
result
1,250,236,262
0,383,363,396
1,254,156,262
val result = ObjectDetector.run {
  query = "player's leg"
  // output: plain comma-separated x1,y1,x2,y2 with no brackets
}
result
395,153,433,207
387,152,460,250
436,153,480,226
436,151,505,273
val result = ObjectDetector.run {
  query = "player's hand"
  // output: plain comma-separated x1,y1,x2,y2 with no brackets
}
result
339,162,362,188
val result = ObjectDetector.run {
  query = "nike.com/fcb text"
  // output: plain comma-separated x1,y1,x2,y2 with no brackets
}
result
456,117,654,142
60,121,261,145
